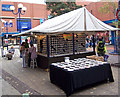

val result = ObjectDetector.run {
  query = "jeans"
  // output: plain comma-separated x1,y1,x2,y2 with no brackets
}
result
20,52,22,58
22,55,26,67
86,42,89,48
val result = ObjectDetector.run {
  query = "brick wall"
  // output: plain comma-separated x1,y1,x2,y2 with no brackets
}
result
85,1,118,21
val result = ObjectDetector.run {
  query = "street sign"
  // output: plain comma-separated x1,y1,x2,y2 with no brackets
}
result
2,4,13,11
116,9,120,21
5,39,8,44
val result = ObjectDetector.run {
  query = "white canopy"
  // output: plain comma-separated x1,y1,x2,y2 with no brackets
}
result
14,7,118,36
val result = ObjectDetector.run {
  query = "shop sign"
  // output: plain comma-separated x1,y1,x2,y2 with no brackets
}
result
17,19,31,31
116,9,120,21
2,4,13,11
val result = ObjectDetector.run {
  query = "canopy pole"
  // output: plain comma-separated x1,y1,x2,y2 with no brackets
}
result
47,35,49,58
72,33,75,55
84,8,87,31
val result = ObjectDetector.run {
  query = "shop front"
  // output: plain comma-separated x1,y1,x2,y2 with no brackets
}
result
1,32,20,46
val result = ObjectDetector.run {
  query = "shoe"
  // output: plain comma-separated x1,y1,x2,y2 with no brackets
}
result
22,66,27,68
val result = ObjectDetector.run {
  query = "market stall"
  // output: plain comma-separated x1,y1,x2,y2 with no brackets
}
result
14,7,118,69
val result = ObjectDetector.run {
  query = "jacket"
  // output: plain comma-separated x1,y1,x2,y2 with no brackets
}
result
97,41,107,54
28,46,37,59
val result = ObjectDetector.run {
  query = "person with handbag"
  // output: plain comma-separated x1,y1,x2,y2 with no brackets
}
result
28,44,37,67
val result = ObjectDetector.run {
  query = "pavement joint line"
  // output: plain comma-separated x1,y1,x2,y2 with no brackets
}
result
2,69,46,96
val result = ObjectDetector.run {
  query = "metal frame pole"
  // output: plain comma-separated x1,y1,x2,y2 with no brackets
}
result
6,22,8,50
47,35,49,58
72,33,75,55
93,35,95,54
19,9,21,45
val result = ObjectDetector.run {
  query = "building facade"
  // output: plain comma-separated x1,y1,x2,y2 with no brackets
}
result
1,1,48,46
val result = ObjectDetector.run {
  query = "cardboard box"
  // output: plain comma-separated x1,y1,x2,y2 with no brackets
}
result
86,55,104,62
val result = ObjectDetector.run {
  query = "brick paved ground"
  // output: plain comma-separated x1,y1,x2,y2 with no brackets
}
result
0,45,119,96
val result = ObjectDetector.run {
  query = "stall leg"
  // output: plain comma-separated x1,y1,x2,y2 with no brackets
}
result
93,35,95,54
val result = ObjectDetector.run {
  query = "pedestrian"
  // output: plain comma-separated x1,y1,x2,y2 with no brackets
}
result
89,35,93,48
25,39,29,65
20,42,26,68
96,36,99,46
30,40,33,45
102,37,105,44
28,44,37,67
25,39,29,49
109,35,112,45
6,45,15,60
8,45,15,55
97,38,107,56
86,36,89,48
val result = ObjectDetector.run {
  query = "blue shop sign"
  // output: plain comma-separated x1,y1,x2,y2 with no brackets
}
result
2,4,13,11
17,19,31,31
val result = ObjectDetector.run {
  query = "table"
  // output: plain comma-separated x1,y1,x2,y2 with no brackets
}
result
50,59,114,96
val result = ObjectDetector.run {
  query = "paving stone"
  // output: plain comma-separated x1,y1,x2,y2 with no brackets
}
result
2,79,21,95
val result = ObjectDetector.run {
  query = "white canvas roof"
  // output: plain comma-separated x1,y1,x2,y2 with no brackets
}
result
14,7,118,36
